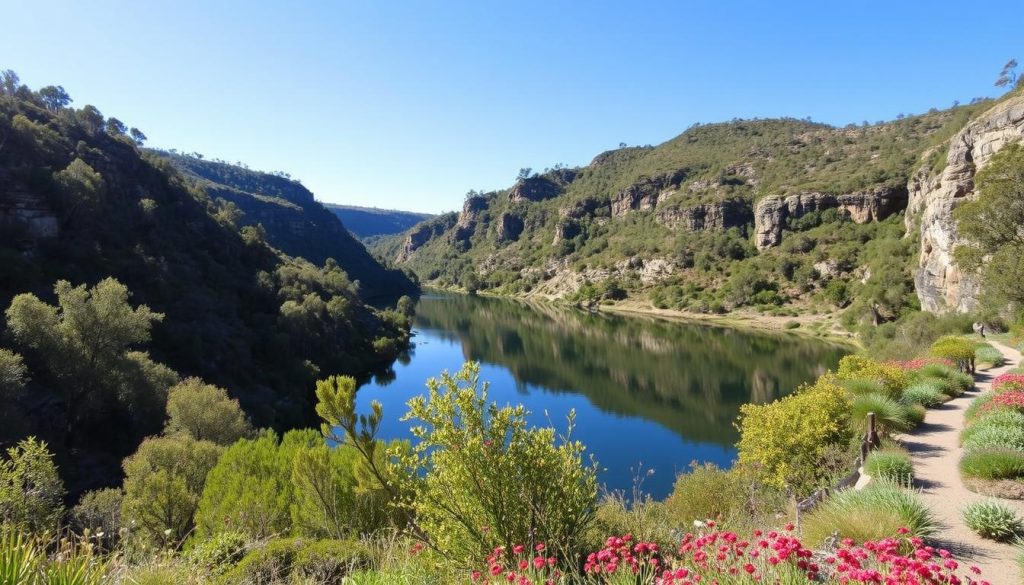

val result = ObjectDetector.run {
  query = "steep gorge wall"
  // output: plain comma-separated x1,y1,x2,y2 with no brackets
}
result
907,95,1024,313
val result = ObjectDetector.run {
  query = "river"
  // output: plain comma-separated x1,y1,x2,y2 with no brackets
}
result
357,293,849,499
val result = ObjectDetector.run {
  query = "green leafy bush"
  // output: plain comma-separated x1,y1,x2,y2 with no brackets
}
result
864,450,914,484
962,500,1023,541
802,482,936,546
965,393,997,422
0,438,65,532
900,383,945,408
737,374,852,495
850,393,913,435
664,462,747,527
186,531,248,577
903,403,926,427
165,378,253,446
194,429,319,540
917,376,957,398
960,449,1024,480
71,488,123,540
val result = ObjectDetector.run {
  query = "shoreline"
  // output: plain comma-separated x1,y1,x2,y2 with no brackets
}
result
424,286,859,347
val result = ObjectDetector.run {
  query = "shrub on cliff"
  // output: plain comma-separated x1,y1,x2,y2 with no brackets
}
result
736,374,852,495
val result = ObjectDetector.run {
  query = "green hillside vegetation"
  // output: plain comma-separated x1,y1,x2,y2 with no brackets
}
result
323,203,434,242
162,152,416,298
0,70,413,494
377,103,994,334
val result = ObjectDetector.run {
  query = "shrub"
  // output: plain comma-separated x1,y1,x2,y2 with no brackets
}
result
900,382,945,408
737,374,852,495
592,494,675,550
194,429,320,540
165,378,253,446
850,393,913,435
976,391,1024,416
801,482,936,546
903,403,926,427
962,500,1023,541
836,356,908,399
121,433,222,547
960,449,1024,480
929,336,976,372
949,370,975,393
0,438,65,532
965,392,997,421
664,463,747,527
975,344,1005,367
186,531,248,577
316,363,599,564
864,450,913,484
217,537,369,584
71,488,123,543
993,373,1024,394
962,424,1024,452
918,375,957,398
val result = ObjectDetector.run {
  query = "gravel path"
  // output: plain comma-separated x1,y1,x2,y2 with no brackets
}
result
900,340,1024,585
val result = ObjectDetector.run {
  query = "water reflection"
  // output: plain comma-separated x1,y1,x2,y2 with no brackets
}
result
357,293,849,498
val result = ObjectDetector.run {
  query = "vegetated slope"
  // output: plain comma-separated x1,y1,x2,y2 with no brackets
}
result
0,79,412,454
377,103,994,329
163,153,416,299
323,203,434,241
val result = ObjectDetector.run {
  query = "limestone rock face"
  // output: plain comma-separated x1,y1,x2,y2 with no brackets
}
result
656,199,752,231
611,170,686,216
451,196,488,244
907,97,1024,313
508,169,577,203
497,212,524,242
397,214,457,262
754,186,908,249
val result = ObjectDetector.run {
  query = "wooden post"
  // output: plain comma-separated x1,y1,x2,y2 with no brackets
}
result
860,439,869,468
867,412,879,448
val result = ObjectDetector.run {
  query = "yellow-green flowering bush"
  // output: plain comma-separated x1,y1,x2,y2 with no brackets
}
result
836,355,909,399
737,374,852,495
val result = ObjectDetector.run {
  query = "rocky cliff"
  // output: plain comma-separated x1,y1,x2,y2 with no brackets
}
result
754,186,908,249
907,95,1024,312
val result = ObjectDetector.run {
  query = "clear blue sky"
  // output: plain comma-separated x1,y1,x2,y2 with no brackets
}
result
1,1,1018,214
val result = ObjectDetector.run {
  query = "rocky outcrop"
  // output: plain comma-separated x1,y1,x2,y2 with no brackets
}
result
397,214,458,262
754,186,908,249
451,196,488,243
497,212,524,242
508,169,577,203
656,199,752,231
908,96,1024,313
0,188,59,250
611,170,687,216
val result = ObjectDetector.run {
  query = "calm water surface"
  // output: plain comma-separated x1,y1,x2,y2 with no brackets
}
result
357,293,849,499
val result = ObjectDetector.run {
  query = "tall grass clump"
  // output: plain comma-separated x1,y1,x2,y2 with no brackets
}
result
901,382,945,408
864,450,914,484
801,482,936,546
962,500,1023,541
850,393,913,435
841,378,886,397
960,449,1024,480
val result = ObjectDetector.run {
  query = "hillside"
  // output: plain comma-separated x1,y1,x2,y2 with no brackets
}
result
162,153,416,298
323,203,433,242
375,99,1016,330
0,75,413,492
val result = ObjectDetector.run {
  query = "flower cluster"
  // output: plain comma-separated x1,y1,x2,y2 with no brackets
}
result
885,358,955,371
658,522,817,584
992,373,1024,393
584,534,661,580
825,530,989,584
472,543,561,585
980,391,1024,414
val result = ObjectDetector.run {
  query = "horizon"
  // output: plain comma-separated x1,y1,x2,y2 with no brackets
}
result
2,1,1019,214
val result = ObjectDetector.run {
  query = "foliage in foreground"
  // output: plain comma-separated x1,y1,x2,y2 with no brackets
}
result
962,500,1023,542
736,374,852,495
801,482,936,547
